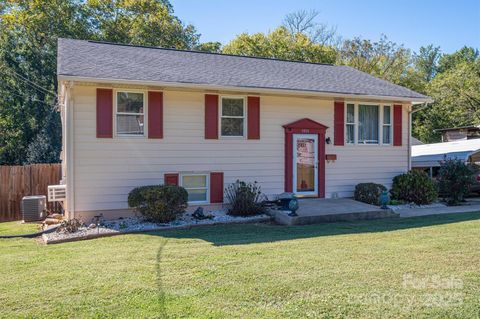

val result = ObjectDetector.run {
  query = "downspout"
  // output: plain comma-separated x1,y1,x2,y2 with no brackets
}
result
64,81,75,220
408,102,430,170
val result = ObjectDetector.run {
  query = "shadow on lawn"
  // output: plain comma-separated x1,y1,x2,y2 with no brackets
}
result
146,212,480,246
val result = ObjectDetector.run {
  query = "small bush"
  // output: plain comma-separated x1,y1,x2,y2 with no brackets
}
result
225,180,266,216
391,170,438,205
354,183,387,205
128,185,188,223
388,199,405,206
437,159,477,205
57,219,83,234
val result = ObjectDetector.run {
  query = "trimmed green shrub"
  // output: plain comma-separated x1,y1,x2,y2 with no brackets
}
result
388,199,405,206
225,180,266,216
391,170,438,205
354,183,387,206
128,185,188,223
437,159,477,205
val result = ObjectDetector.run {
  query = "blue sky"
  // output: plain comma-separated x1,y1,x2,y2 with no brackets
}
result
171,0,480,53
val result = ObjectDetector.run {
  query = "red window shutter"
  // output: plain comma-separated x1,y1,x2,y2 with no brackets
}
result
247,96,260,139
205,94,218,139
334,101,344,145
96,88,113,138
210,172,224,203
164,173,179,186
393,105,403,146
148,91,163,139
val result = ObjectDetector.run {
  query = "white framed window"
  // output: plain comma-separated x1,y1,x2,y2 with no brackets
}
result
220,97,245,137
181,174,209,204
382,105,392,144
115,91,145,136
358,104,379,144
345,103,392,145
346,103,355,144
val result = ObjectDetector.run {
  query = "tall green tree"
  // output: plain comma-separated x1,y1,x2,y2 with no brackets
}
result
86,0,199,48
0,0,91,164
195,41,222,53
400,45,441,94
223,10,338,63
0,0,200,165
338,35,412,85
413,54,480,142
414,45,442,82
223,26,337,64
437,46,479,73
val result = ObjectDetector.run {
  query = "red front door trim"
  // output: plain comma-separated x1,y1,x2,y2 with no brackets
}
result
283,118,328,198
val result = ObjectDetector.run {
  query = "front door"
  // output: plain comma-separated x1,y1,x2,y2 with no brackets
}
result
293,134,318,196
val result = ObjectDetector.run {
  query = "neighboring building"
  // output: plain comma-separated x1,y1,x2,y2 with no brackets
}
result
55,38,431,221
411,139,480,176
434,125,480,142
411,137,424,145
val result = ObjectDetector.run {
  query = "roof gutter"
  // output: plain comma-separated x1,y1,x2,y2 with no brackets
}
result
57,75,433,104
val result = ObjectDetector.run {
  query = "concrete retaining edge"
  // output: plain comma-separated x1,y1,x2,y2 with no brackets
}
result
41,216,272,245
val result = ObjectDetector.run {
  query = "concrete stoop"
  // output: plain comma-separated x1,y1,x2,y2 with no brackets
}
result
271,198,399,226
274,209,399,225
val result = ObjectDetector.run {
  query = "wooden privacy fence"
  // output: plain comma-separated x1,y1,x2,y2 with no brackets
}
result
0,164,62,222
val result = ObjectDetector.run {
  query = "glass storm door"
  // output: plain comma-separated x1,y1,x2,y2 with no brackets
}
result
293,134,318,196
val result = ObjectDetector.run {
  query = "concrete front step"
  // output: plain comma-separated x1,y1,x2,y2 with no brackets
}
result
271,198,399,225
274,209,399,225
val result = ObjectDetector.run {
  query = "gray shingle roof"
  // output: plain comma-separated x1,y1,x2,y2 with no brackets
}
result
57,38,430,101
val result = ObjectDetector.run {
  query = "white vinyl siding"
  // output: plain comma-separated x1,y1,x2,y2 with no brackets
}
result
70,85,409,213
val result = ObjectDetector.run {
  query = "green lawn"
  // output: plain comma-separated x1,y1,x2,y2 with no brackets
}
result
0,221,40,236
1,213,480,319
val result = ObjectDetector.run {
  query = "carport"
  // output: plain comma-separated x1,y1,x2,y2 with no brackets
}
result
411,139,480,176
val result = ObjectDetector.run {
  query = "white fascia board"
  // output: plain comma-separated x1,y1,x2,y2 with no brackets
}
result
57,75,434,104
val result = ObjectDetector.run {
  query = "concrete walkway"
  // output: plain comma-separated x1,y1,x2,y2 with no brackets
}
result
397,202,480,218
272,198,480,226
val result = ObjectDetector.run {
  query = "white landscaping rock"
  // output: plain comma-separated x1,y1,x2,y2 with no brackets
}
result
42,209,270,244
387,202,447,211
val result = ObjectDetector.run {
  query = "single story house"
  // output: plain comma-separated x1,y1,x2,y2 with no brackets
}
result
55,38,432,221
412,139,480,176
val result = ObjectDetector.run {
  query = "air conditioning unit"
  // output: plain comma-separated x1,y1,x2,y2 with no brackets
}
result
21,195,47,222
48,185,66,202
